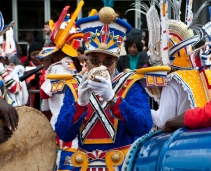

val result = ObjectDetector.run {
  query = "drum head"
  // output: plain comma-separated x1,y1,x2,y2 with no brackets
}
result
0,106,56,171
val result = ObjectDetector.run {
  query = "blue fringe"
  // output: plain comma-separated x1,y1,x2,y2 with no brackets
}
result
102,0,114,7
55,88,75,141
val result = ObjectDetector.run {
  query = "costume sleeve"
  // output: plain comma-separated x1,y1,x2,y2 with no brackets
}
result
184,101,211,128
55,88,87,142
150,85,177,128
151,80,190,128
0,70,19,94
39,69,50,99
117,81,153,136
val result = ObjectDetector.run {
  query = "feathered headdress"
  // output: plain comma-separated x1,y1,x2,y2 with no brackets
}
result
0,12,15,37
0,11,16,58
126,0,211,70
38,1,84,58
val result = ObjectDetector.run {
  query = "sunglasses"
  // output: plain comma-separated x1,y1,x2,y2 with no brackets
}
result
88,57,117,67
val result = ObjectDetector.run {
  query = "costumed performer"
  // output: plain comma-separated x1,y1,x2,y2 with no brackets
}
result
130,0,211,129
38,3,84,171
0,27,28,107
55,0,153,170
0,11,19,143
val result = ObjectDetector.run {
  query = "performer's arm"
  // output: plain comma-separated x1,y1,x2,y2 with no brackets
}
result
111,81,153,136
150,85,178,128
184,101,211,128
0,70,19,94
55,88,87,142
40,69,50,99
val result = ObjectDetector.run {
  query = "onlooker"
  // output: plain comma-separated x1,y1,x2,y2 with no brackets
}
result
117,28,150,72
25,31,34,45
9,41,22,65
43,21,51,43
24,42,43,110
142,35,148,51
24,42,43,67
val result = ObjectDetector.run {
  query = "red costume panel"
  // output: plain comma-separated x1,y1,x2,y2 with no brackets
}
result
184,101,211,128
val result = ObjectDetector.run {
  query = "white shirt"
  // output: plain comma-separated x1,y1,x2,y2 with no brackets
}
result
151,79,190,128
41,57,76,130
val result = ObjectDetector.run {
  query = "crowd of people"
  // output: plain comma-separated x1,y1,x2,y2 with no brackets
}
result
1,0,211,170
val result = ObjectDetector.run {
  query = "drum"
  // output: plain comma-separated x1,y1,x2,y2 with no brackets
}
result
0,106,56,171
123,127,211,171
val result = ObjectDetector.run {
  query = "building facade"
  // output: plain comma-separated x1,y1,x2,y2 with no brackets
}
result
0,0,210,54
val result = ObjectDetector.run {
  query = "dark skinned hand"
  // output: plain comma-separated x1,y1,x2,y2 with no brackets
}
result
162,113,185,132
0,125,13,143
0,98,18,131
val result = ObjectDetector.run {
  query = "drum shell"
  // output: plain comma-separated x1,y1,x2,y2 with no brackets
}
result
0,106,56,171
123,127,211,171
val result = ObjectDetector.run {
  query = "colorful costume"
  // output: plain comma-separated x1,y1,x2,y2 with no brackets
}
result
38,3,84,171
39,2,84,130
40,57,78,129
184,101,211,128
130,0,211,128
0,64,28,106
0,15,28,106
55,1,153,170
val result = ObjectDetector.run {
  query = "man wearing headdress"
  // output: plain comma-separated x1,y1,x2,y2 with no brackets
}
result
55,2,153,170
38,5,84,171
141,0,211,129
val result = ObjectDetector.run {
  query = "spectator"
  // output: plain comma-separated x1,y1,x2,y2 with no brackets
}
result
9,41,22,65
142,35,148,51
24,42,43,110
43,21,51,43
25,31,34,45
117,28,150,72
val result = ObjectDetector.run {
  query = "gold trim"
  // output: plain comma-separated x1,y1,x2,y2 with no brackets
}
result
105,150,124,171
71,151,88,171
136,66,171,74
65,80,78,102
121,73,144,98
46,74,74,80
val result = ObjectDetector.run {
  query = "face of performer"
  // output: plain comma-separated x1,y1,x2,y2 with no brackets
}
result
86,52,117,78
